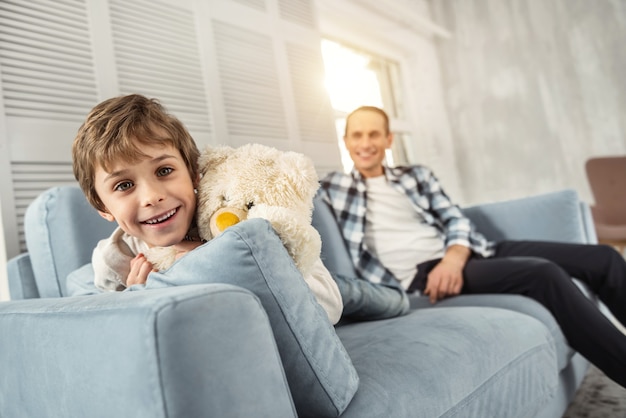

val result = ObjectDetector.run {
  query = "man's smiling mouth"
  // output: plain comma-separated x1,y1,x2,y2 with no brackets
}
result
357,150,375,158
143,208,177,225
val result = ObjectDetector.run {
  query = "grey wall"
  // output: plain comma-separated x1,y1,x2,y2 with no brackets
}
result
430,0,626,205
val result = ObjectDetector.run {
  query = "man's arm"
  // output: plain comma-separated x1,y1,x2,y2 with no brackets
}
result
417,166,475,249
416,167,474,302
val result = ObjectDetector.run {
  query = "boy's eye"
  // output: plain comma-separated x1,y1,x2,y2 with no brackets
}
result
157,167,173,177
114,181,133,192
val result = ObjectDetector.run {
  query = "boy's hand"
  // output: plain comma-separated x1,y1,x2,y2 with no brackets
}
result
126,253,155,287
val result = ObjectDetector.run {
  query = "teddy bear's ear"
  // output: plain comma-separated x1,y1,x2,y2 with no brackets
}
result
198,145,233,176
279,151,319,202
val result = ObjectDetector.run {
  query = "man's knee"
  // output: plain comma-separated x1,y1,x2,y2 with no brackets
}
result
598,244,625,264
525,260,570,288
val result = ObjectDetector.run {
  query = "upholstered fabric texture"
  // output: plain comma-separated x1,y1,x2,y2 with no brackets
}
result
336,306,558,418
142,218,359,418
461,189,587,244
0,285,296,418
24,187,115,298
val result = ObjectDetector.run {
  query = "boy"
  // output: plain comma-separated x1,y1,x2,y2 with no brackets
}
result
72,94,342,323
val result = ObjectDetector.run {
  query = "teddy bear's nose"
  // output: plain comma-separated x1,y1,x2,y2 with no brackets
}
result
215,211,241,231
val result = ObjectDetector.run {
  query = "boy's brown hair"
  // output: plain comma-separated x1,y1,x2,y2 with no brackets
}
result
72,94,200,212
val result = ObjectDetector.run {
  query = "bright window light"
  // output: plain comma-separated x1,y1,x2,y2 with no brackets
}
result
322,39,392,171
322,40,384,113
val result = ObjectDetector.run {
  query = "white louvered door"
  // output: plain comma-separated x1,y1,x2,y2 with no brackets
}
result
0,0,341,298
212,20,289,142
206,0,339,169
0,0,98,258
109,0,213,145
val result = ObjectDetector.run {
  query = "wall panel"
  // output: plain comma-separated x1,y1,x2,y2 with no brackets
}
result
432,0,626,205
0,0,341,285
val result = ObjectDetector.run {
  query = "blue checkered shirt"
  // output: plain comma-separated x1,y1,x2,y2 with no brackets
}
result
318,165,495,287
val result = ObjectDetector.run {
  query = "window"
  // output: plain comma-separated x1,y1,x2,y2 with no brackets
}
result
321,38,407,172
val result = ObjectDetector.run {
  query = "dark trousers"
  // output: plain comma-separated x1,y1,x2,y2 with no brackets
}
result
411,241,626,387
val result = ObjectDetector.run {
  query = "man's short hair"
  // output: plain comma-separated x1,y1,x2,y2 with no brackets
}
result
72,94,200,212
344,106,390,137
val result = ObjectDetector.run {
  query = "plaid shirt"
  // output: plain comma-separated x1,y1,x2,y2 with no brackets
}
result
318,165,495,287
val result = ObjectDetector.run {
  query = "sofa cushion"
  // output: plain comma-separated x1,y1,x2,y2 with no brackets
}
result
312,196,358,278
143,218,359,418
336,306,559,418
6,253,39,300
462,189,587,244
66,263,103,297
409,294,572,371
24,187,115,298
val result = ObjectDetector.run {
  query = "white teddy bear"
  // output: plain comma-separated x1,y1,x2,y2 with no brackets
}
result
146,143,321,277
195,143,323,277
145,143,342,324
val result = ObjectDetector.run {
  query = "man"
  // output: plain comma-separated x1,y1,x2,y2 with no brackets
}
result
318,105,626,388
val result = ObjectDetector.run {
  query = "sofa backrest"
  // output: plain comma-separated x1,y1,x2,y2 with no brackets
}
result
312,189,596,284
24,186,116,298
462,189,592,244
312,196,358,279
16,186,594,300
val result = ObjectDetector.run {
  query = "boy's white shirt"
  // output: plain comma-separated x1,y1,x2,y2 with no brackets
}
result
304,258,343,324
92,227,149,292
92,227,343,324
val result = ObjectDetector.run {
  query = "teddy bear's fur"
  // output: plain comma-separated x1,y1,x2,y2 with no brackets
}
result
146,143,322,276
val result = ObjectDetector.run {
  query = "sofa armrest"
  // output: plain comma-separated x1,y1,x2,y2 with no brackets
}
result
6,253,40,300
579,201,598,244
0,284,296,418
462,189,589,244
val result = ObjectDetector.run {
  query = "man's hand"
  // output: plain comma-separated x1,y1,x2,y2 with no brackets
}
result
126,253,155,287
423,245,471,303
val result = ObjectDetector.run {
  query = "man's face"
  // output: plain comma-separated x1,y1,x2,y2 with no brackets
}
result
94,143,197,248
344,109,393,178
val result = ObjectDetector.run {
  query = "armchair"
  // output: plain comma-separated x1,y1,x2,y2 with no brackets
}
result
4,187,297,417
585,155,626,254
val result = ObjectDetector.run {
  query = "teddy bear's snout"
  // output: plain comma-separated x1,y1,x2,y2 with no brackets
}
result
209,207,248,237
216,211,241,230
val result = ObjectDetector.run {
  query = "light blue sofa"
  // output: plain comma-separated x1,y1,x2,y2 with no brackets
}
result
3,186,595,417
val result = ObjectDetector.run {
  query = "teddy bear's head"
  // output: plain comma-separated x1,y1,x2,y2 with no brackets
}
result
145,143,322,274
196,143,320,241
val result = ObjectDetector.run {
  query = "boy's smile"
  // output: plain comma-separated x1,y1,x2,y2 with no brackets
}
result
142,208,177,225
94,143,197,248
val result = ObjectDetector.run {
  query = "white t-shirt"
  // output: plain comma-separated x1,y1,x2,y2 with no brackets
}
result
364,176,445,289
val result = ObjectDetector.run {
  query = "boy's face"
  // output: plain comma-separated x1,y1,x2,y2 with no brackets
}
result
344,109,393,178
94,143,197,248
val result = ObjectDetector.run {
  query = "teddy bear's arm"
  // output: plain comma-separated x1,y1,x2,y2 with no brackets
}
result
248,204,321,276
